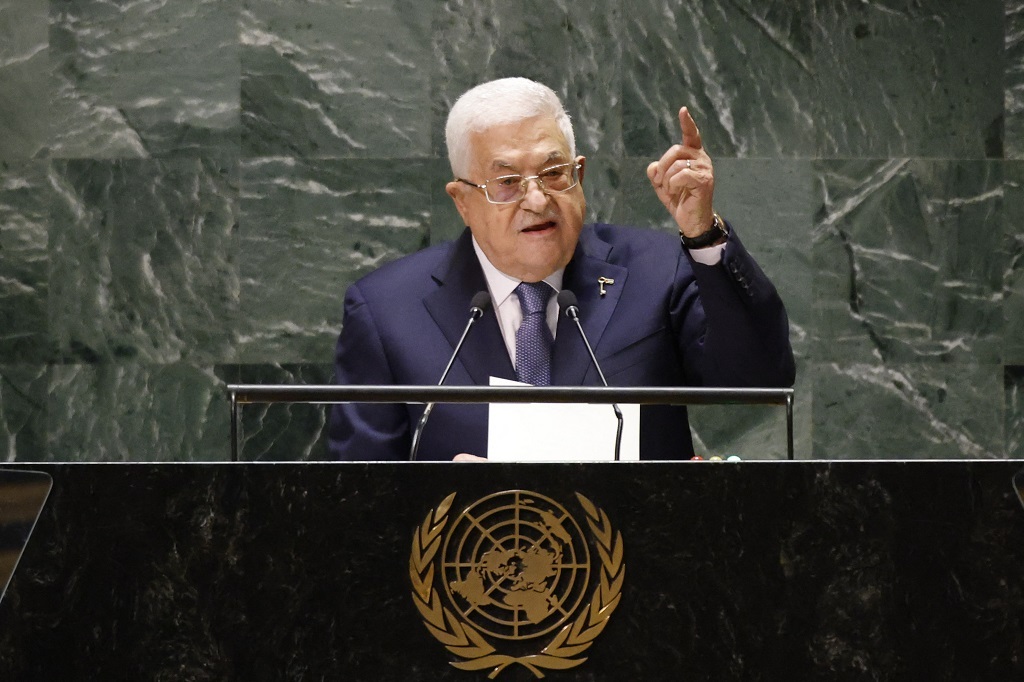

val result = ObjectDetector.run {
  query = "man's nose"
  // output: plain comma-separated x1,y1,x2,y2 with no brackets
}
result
519,178,549,211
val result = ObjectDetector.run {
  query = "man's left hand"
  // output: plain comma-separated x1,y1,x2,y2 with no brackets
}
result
646,106,716,238
453,453,487,462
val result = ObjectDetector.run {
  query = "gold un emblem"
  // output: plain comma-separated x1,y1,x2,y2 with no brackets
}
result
410,490,625,678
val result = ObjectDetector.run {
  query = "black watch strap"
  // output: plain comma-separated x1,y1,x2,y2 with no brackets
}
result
680,213,727,250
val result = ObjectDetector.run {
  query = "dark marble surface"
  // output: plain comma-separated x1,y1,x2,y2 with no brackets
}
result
46,363,228,462
431,0,622,159
813,1,1003,158
0,461,1020,680
49,0,239,158
48,158,239,364
237,157,432,363
1006,162,1024,364
0,0,48,160
0,161,53,364
810,158,1008,458
623,1,815,159
241,0,432,158
813,362,1004,460
1008,366,1024,459
813,160,1004,365
0,365,47,465
1010,2,1024,159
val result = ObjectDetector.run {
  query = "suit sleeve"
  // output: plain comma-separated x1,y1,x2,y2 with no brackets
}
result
673,227,796,388
327,282,412,461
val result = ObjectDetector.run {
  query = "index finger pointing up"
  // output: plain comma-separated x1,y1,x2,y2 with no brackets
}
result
679,106,703,150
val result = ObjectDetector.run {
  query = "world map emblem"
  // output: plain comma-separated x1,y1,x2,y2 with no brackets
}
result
410,490,625,678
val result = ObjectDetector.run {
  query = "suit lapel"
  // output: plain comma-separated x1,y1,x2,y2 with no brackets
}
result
423,229,515,385
552,232,628,385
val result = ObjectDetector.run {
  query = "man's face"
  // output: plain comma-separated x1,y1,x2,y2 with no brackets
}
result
446,116,586,282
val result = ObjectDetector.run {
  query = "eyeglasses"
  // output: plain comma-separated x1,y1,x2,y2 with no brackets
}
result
457,162,581,204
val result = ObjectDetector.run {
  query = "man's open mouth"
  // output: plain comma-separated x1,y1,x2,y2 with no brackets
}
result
521,221,557,233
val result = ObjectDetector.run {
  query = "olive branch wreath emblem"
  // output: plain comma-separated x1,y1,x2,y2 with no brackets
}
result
409,492,625,678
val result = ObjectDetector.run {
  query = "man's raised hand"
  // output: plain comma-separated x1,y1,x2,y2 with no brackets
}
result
646,106,716,238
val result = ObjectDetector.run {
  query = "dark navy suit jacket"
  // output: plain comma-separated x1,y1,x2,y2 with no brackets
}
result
328,223,794,461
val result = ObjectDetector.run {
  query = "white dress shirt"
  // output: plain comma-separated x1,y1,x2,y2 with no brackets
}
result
472,237,563,369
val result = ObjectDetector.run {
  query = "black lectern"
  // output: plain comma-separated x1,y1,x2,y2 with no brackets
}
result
0,461,1021,680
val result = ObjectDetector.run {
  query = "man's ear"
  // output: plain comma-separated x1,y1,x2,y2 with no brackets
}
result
445,181,472,225
576,156,586,185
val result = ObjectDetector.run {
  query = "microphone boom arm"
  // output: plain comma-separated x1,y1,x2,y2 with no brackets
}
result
561,292,624,462
409,293,490,461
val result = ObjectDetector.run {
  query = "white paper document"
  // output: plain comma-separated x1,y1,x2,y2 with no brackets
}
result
487,377,640,461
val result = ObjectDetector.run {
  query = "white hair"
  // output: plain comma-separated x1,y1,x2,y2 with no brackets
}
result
445,77,576,178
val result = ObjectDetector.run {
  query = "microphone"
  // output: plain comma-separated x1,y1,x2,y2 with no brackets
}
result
409,291,491,460
557,289,624,461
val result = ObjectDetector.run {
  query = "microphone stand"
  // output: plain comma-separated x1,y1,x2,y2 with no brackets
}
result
559,291,623,461
409,292,490,461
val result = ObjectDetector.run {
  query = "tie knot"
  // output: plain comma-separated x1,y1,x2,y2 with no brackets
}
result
516,281,553,316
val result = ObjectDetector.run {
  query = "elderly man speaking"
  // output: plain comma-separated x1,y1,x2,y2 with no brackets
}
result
328,77,794,461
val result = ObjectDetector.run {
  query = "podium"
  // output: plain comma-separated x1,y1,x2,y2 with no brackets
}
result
0,461,1021,680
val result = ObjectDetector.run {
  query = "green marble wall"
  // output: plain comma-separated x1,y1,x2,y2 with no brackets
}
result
0,0,1020,461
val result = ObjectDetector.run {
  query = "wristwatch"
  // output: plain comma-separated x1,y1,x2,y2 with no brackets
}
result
680,213,727,249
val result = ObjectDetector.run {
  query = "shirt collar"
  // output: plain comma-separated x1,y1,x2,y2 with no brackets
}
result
471,235,564,305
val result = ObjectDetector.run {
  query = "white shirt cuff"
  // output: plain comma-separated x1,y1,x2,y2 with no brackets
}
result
687,241,726,266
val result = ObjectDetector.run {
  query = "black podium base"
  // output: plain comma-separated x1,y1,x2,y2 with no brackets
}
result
1,461,1021,680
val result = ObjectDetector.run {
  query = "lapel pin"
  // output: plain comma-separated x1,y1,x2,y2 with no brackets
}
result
598,276,615,297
